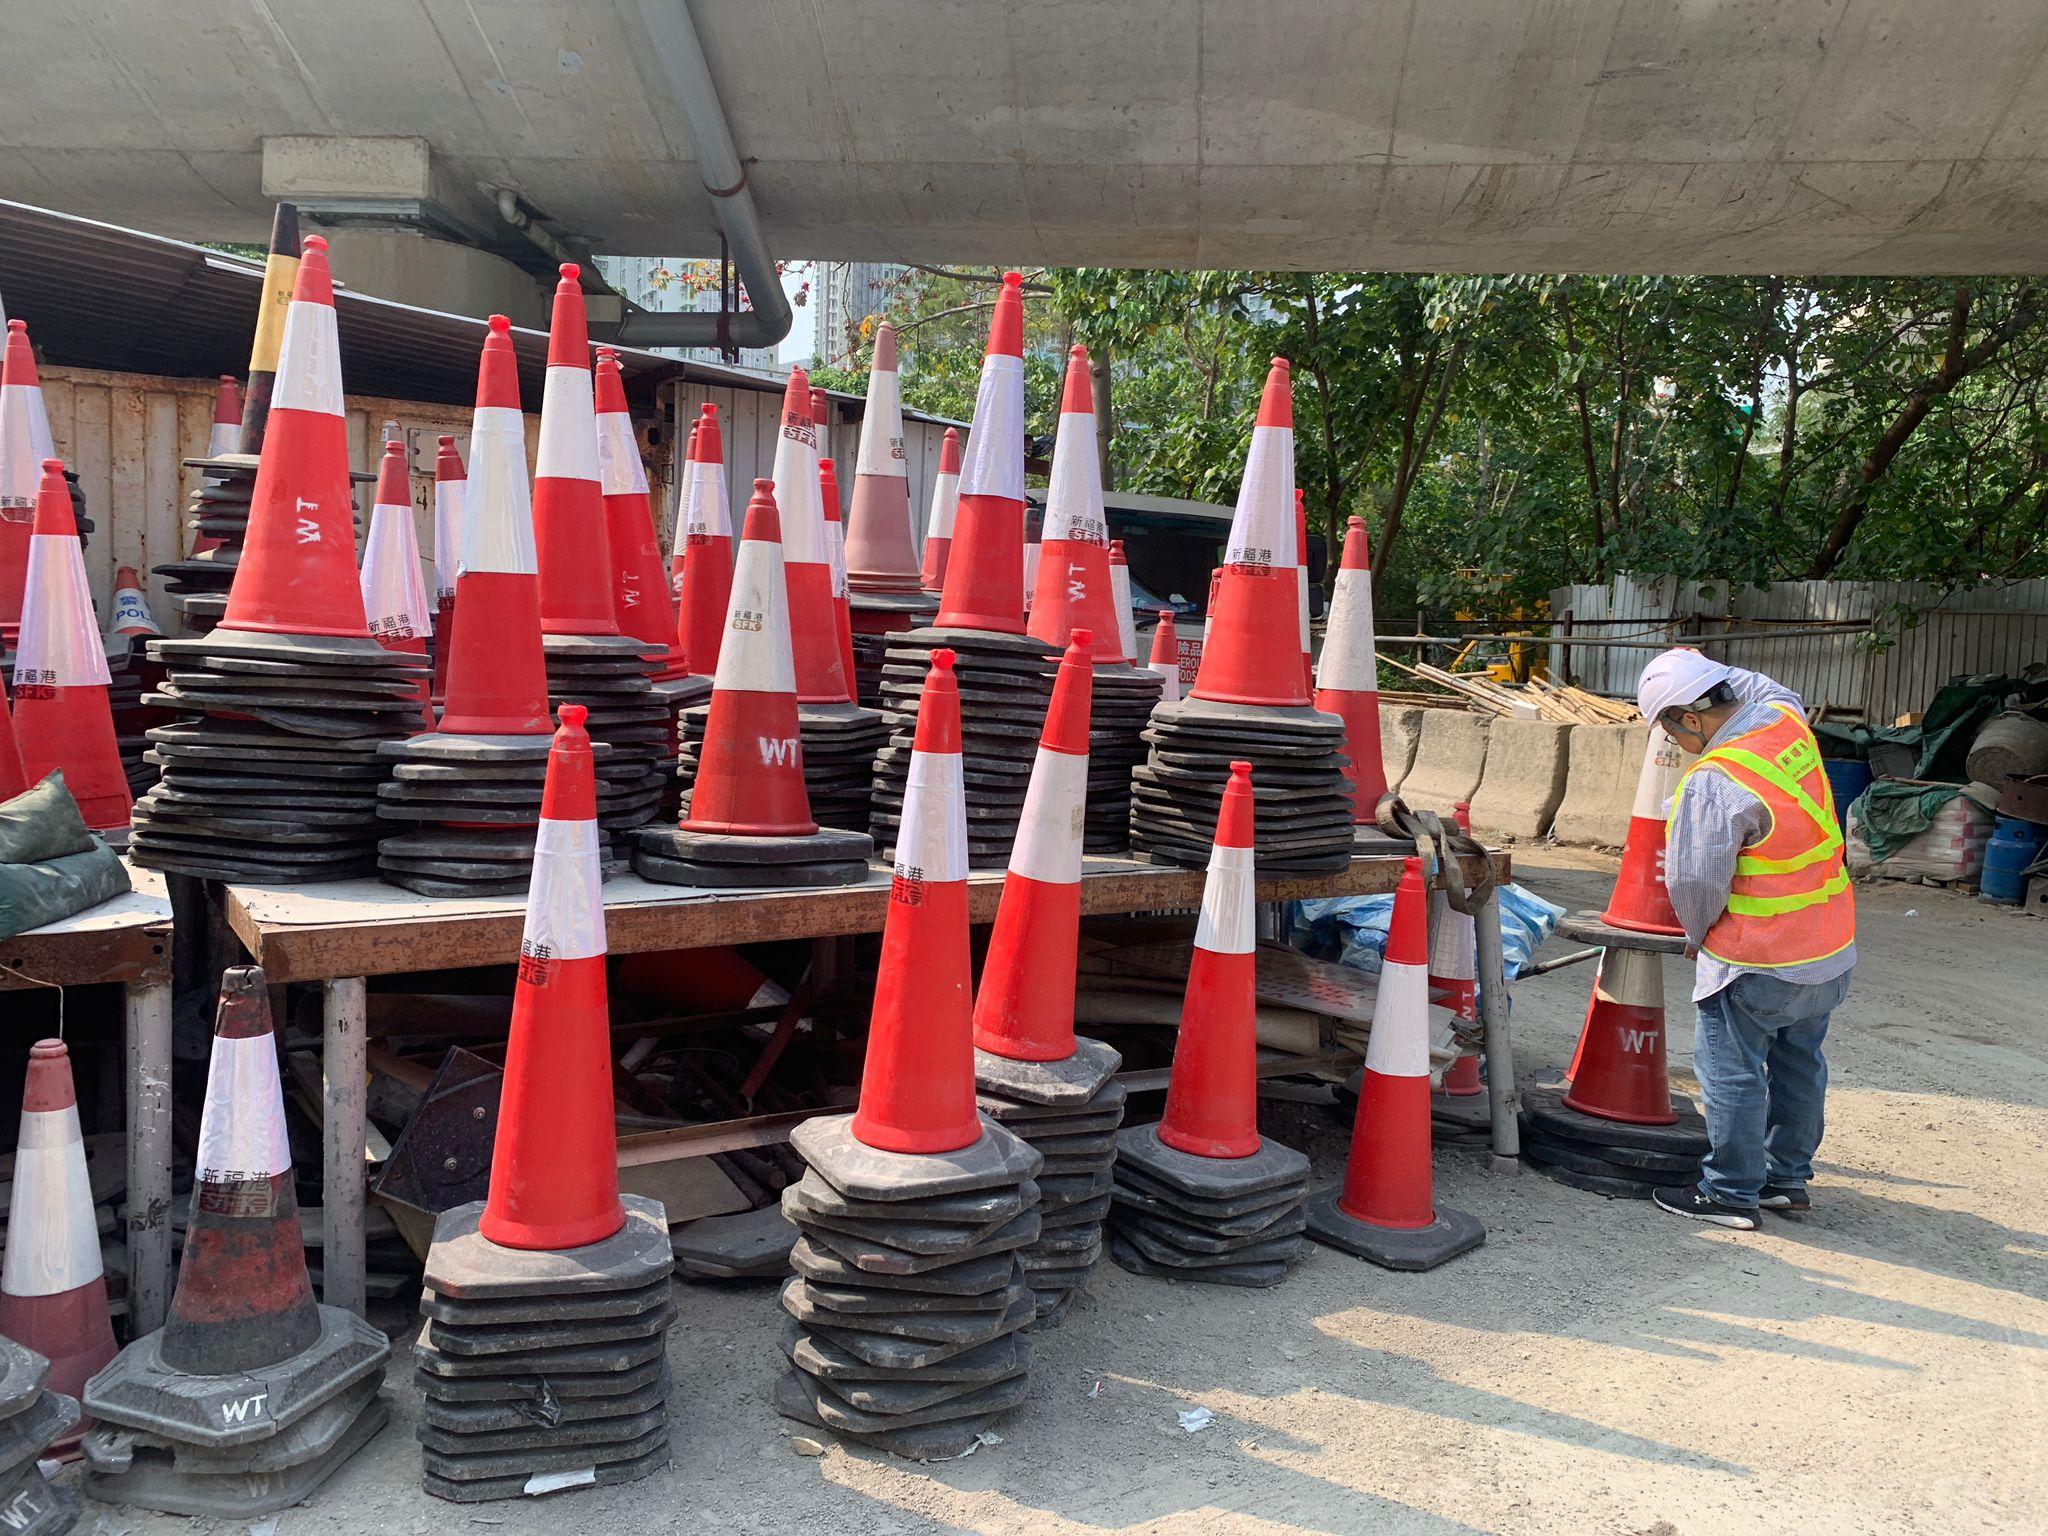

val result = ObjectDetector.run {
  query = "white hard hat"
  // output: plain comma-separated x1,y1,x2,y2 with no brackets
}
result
1637,648,1733,723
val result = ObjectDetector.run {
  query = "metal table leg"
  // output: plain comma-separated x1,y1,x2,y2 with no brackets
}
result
1471,889,1521,1171
123,981,174,1335
321,977,368,1316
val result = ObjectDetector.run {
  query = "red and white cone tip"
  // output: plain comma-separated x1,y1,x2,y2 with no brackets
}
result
540,703,596,821
546,264,589,366
3,1038,107,1299
1386,857,1428,967
462,316,535,577
32,458,76,537
478,314,520,407
3,318,39,386
820,457,842,519
911,648,961,754
810,387,830,429
1060,344,1092,410
1150,609,1177,655
1042,631,1094,753
212,375,242,427
1256,356,1292,428
362,441,432,656
737,477,782,547
939,426,961,473
690,404,723,461
1215,760,1255,848
1341,514,1371,569
436,435,463,474
372,437,409,506
988,273,1025,357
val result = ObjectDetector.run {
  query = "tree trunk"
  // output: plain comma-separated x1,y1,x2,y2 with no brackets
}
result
1090,343,1115,491
1558,290,1607,578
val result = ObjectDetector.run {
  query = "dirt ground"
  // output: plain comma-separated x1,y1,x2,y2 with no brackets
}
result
93,848,2047,1536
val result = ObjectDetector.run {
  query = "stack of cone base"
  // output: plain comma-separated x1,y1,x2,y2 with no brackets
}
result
83,969,391,1517
150,453,256,630
133,630,426,883
675,696,884,835
868,627,1057,869
970,1047,1125,1327
1081,662,1163,855
846,591,939,710
1108,1124,1310,1289
773,1113,1044,1459
1130,696,1355,873
413,1196,674,1502
0,1339,81,1536
372,731,636,897
540,635,669,834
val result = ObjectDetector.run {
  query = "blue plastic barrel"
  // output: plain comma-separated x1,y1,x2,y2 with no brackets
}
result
1823,758,1873,811
1982,815,2043,905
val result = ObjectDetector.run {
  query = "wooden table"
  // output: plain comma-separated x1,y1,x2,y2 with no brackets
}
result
3,868,176,1333
222,849,1516,1315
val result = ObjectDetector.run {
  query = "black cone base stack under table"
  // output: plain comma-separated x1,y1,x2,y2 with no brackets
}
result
1107,1123,1310,1288
871,628,1057,870
972,1037,1125,1326
1130,696,1355,874
0,1340,80,1536
415,1196,675,1503
1084,663,1164,856
676,699,886,835
543,636,667,836
129,631,427,883
1517,1084,1710,1198
773,1115,1043,1458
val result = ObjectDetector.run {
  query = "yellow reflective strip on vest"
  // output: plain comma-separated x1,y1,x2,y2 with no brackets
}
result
1700,745,1843,866
1723,869,1851,916
1735,839,1840,876
1700,932,1856,970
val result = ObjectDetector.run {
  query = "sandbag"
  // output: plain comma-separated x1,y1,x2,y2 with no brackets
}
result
0,771,131,939
0,772,94,863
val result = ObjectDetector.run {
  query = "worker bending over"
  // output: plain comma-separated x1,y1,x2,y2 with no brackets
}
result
1636,649,1856,1231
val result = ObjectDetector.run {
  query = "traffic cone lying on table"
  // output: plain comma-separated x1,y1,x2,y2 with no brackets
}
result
360,440,434,731
1306,858,1486,1271
11,459,130,831
919,426,961,596
1147,610,1182,702
935,274,1028,634
672,403,731,681
776,644,1042,1456
843,321,923,594
1600,725,1691,935
595,349,684,682
430,434,465,701
83,968,391,1517
1027,348,1122,664
0,1040,118,1451
417,732,676,1500
0,320,57,647
1315,515,1391,820
1108,764,1312,1288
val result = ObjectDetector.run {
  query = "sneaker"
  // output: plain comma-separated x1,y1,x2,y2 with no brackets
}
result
1652,1183,1759,1231
1758,1183,1811,1214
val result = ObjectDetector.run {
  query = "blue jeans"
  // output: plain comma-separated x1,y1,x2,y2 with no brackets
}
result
1691,970,1850,1208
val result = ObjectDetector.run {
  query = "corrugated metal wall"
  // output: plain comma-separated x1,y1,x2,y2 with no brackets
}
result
1550,575,2048,720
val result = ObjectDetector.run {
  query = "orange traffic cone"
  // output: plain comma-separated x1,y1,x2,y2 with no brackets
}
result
973,632,1094,1061
670,417,699,599
11,459,130,829
935,274,1027,634
1599,726,1690,935
818,453,858,694
919,426,962,596
1191,360,1307,707
1027,349,1122,663
1562,948,1676,1125
1314,515,1388,819
849,648,978,1154
1146,609,1182,703
0,688,26,802
430,434,465,701
844,321,922,593
1295,491,1314,695
594,349,682,678
437,317,551,737
767,368,850,702
673,404,732,680
105,565,163,640
208,375,243,458
1,320,57,645
1157,762,1263,1158
681,481,814,835
0,1039,117,1444
1109,540,1137,665
532,265,617,638
1022,539,1040,613
359,441,433,731
1306,858,1486,1269
479,704,625,1249
218,237,369,639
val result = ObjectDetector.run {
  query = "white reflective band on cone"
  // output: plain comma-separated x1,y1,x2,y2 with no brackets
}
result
535,366,601,481
0,385,54,511
596,411,649,496
772,433,826,566
1634,725,1692,819
714,542,797,693
1149,657,1180,702
1296,563,1310,649
1428,892,1476,981
927,472,960,540
1595,946,1664,1009
683,462,730,539
195,1033,294,1185
1022,543,1040,602
1,1109,103,1296
361,507,432,637
1226,424,1295,567
209,422,238,457
1194,842,1255,955
1042,413,1105,543
461,407,537,576
958,356,1025,501
1316,567,1379,691
434,478,465,600
14,536,112,687
671,462,699,560
1364,961,1432,1077
895,750,968,884
1112,564,1137,663
828,518,849,599
1010,746,1088,885
271,300,343,417
522,817,606,962
856,369,908,477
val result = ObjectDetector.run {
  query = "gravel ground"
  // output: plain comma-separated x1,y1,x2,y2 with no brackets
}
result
90,848,2048,1535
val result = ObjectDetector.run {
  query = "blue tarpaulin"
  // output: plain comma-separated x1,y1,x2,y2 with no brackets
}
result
1290,883,1565,981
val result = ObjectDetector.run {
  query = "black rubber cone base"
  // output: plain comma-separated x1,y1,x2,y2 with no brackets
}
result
1519,1126,1702,1175
639,824,873,865
781,1173,1031,1230
792,1116,1042,1203
1431,1088,1495,1133
772,1371,999,1461
413,1330,664,1381
972,1036,1122,1106
419,1370,669,1433
380,733,554,764
794,1225,1037,1285
421,1440,669,1504
1521,1148,1668,1200
1107,1235,1294,1289
0,1461,76,1536
1302,1188,1485,1271
0,1341,48,1421
1114,1124,1309,1200
421,1196,674,1300
1558,912,1692,954
413,1403,666,1459
412,1357,666,1407
81,1394,389,1519
151,630,418,668
1519,1085,1710,1158
1110,1179,1301,1238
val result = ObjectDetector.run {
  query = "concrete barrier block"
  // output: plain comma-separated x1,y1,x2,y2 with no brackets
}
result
1551,723,1650,847
1468,718,1573,840
1399,710,1490,816
1380,706,1424,795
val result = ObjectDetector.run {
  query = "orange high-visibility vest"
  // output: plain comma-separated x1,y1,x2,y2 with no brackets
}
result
1668,702,1855,969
